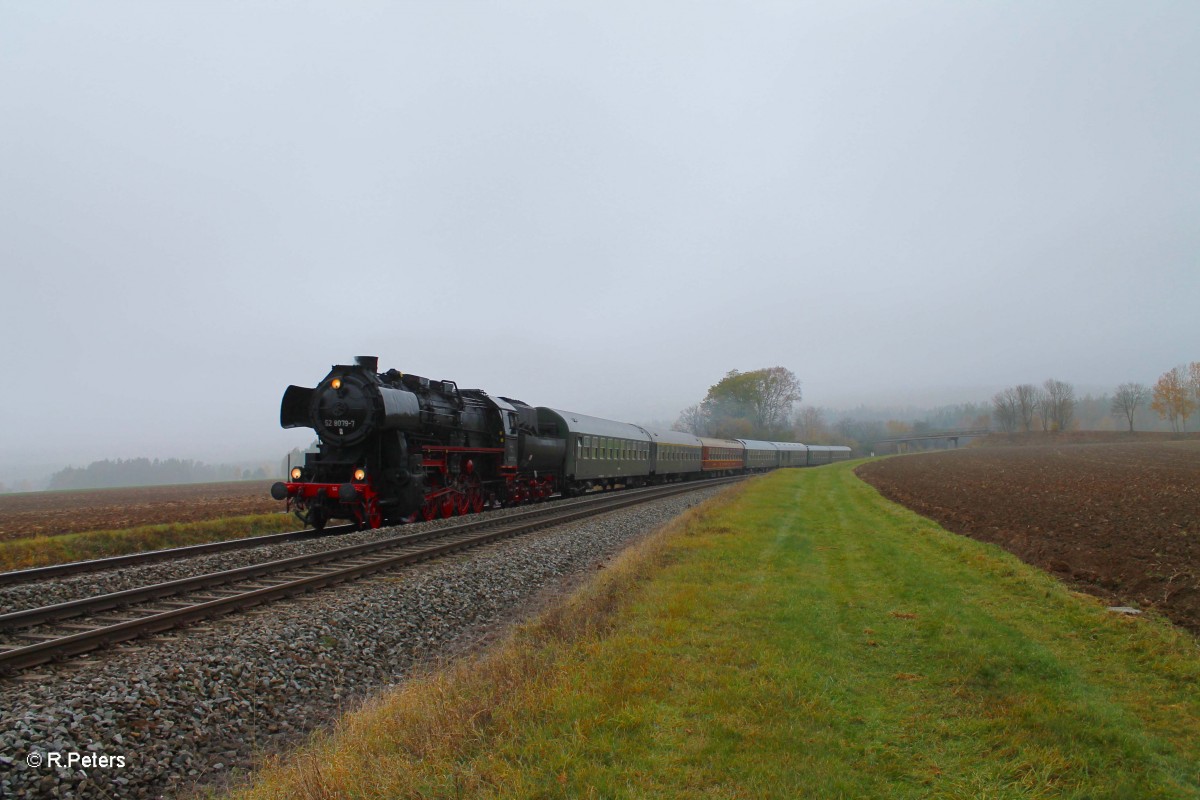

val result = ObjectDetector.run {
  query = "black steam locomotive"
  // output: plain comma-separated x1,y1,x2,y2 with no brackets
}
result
271,356,562,529
272,356,850,530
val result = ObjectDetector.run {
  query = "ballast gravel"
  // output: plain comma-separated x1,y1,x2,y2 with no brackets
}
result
0,488,723,799
0,492,628,616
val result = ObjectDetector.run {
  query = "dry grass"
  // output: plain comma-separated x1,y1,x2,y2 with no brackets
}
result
0,514,298,572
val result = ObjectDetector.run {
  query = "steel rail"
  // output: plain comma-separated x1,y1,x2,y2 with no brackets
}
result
0,478,740,674
0,525,356,587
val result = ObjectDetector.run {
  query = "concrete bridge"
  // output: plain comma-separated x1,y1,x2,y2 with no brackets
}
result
876,428,992,453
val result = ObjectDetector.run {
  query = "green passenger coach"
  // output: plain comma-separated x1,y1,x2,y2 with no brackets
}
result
535,408,652,485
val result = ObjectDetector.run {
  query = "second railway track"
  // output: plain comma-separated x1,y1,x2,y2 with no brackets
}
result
0,478,740,674
0,524,357,588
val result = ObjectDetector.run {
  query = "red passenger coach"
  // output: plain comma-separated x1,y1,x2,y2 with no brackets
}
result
699,437,746,473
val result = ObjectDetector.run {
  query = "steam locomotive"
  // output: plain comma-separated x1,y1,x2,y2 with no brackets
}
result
271,356,850,530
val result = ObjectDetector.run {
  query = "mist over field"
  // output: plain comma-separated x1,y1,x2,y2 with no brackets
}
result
1,3,1197,489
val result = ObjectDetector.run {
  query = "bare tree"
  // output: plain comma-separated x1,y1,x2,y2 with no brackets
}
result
794,406,827,442
1110,382,1149,432
992,388,1019,433
1043,378,1076,431
1034,387,1052,431
672,404,706,435
1015,384,1038,431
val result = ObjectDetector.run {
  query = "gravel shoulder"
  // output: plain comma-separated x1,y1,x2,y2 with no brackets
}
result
0,487,727,799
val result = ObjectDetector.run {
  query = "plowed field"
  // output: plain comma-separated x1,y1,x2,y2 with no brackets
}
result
856,441,1200,634
0,481,279,540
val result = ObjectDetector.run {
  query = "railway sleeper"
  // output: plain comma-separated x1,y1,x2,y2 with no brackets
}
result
54,622,109,632
12,632,69,643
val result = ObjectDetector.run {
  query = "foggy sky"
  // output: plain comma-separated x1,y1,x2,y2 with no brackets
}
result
2,2,1197,478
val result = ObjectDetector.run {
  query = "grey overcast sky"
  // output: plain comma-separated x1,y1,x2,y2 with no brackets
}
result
1,1,1197,474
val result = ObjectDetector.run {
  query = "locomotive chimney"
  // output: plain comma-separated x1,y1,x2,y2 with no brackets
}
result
355,356,379,373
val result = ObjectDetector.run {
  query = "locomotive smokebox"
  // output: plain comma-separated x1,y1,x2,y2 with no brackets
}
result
355,356,379,372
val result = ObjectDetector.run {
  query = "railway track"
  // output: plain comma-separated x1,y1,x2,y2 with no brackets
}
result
0,478,739,674
0,525,355,587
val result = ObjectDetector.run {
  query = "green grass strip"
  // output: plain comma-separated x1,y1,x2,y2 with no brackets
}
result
235,464,1200,799
0,514,298,572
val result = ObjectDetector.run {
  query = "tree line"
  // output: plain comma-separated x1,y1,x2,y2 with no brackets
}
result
991,362,1200,434
990,379,1077,433
668,361,1200,460
669,366,981,454
47,458,273,491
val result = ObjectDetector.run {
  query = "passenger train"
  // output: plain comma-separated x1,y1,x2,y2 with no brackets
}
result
271,357,851,530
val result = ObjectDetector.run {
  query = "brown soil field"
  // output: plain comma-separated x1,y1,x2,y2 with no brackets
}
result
856,441,1200,634
0,481,280,541
974,430,1200,447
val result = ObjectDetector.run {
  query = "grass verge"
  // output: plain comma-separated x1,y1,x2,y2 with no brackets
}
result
0,514,298,572
231,465,1200,799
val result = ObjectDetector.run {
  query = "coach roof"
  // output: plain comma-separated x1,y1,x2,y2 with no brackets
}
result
536,408,652,441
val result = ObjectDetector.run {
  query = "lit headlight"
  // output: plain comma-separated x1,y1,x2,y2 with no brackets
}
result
331,378,343,390
353,468,366,481
290,467,302,481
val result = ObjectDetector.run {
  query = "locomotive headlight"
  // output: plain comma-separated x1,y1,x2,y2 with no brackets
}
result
331,378,343,390
353,468,366,481
290,467,303,481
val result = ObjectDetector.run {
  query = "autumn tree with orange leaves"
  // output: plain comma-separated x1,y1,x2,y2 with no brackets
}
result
1150,364,1198,432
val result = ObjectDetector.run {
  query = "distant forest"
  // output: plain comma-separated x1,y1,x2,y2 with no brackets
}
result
46,458,273,491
